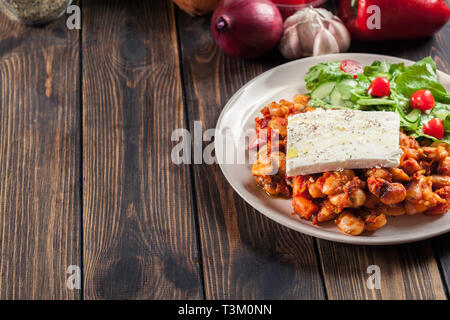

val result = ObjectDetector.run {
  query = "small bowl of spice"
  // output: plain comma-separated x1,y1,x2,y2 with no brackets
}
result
0,0,72,26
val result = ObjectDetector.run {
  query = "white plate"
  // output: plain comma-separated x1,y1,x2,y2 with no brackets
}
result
215,53,450,245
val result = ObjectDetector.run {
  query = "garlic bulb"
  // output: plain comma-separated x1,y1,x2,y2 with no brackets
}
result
279,7,351,60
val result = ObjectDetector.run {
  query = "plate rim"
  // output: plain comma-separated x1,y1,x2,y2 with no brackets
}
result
215,53,450,245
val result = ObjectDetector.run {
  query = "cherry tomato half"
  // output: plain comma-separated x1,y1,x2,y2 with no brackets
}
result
340,60,363,79
423,118,444,140
368,77,390,97
411,89,435,111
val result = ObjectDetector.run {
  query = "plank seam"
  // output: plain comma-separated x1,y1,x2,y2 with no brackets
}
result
313,239,329,300
173,5,206,300
78,0,84,301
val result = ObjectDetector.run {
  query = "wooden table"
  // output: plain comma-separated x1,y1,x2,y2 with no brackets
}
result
0,0,449,300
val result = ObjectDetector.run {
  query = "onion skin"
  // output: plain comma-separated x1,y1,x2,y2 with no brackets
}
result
173,0,223,16
211,0,283,59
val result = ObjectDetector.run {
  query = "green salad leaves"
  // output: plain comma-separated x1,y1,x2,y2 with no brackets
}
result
305,57,450,143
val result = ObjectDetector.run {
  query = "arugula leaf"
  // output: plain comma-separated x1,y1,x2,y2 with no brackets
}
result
304,61,352,90
355,74,371,91
307,98,337,109
364,60,392,79
444,115,450,132
389,62,406,78
356,98,397,106
432,103,450,120
303,57,450,144
394,57,450,103
363,61,406,81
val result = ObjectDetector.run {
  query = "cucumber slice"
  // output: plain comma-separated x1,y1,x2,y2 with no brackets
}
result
337,79,358,100
330,86,344,106
403,108,421,124
311,82,336,101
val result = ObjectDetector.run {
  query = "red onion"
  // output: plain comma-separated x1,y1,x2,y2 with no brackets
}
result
211,0,283,59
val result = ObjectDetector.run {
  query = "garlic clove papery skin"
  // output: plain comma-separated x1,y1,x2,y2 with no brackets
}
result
283,11,305,30
296,20,321,56
328,19,351,52
279,25,303,60
313,28,340,56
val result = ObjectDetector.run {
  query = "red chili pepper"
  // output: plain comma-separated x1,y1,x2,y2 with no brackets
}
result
339,0,450,41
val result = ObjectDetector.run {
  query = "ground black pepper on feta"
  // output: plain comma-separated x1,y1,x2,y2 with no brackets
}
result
286,109,403,176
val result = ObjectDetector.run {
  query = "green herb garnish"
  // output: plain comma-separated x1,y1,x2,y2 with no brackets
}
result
304,57,450,143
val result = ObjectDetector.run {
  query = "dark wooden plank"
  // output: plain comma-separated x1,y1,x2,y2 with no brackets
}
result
316,6,449,300
0,12,80,298
176,11,326,299
82,0,203,299
318,241,445,299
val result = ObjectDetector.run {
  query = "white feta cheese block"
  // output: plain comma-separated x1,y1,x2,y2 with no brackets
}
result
286,109,402,176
